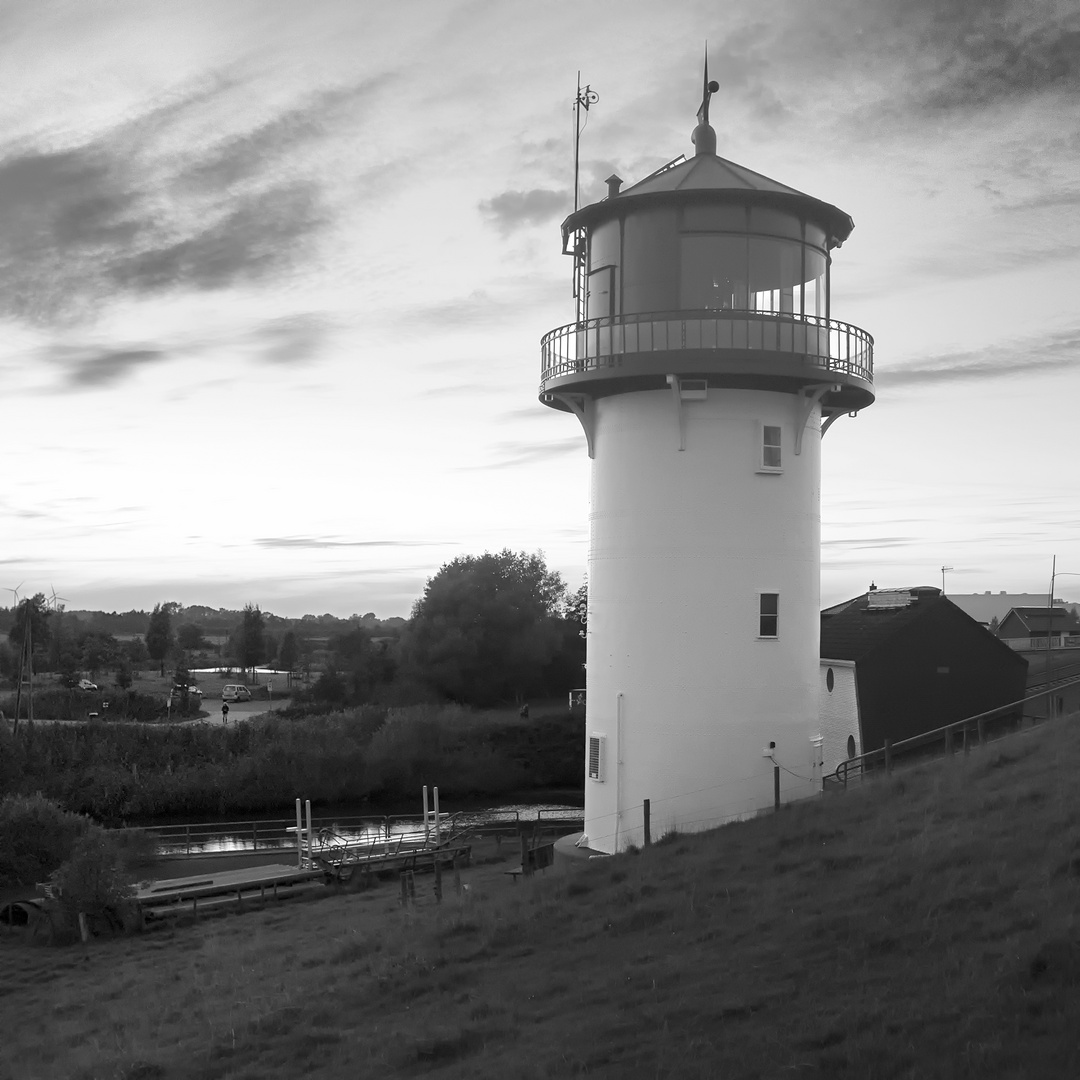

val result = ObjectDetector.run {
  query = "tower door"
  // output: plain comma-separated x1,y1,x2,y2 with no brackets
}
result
587,265,615,323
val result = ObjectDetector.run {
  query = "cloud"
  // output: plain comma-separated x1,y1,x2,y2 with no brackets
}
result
479,188,570,233
251,313,331,366
460,437,584,470
821,537,920,549
0,74,396,325
39,345,168,390
254,537,449,550
879,327,1080,387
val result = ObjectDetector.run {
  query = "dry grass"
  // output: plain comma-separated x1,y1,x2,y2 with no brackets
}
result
4,718,1080,1078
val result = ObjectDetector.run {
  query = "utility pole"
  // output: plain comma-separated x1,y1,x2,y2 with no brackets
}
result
941,565,953,595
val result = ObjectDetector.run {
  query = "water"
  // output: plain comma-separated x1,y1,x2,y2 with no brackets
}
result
139,802,583,856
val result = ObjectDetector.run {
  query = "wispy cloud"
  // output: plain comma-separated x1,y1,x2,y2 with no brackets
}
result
478,188,569,234
254,537,449,550
460,437,584,471
880,327,1080,387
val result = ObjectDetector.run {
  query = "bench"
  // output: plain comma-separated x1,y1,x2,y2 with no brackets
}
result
504,841,555,883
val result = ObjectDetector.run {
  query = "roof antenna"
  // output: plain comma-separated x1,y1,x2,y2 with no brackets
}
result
573,72,599,214
692,42,720,156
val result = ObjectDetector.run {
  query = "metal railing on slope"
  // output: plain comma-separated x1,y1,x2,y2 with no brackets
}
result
822,671,1080,790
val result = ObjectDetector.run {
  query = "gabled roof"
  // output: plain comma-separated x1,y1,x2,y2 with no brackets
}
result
999,607,1080,635
820,587,945,662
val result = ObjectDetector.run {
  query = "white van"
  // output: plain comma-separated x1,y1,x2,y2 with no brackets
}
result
221,685,252,703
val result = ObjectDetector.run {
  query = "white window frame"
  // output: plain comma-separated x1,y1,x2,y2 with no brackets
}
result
758,592,779,639
758,422,783,473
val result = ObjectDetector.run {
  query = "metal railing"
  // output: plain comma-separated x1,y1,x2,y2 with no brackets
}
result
540,309,874,389
117,807,585,858
823,671,1080,790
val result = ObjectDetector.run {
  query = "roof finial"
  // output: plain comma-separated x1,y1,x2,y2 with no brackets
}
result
692,42,720,156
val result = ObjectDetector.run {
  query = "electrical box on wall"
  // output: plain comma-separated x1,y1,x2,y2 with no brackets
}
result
588,733,606,781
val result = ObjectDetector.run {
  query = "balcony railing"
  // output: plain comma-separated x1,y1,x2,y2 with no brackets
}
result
540,309,873,390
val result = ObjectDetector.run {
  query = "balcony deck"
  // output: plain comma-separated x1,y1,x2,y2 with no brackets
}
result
540,310,874,412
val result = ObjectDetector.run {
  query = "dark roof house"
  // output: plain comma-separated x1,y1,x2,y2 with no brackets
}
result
996,607,1080,642
820,587,1029,754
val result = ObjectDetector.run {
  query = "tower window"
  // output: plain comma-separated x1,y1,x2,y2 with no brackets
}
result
588,734,606,781
761,425,782,470
759,593,779,638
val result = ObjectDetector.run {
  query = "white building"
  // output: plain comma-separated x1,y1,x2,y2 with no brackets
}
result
540,74,874,852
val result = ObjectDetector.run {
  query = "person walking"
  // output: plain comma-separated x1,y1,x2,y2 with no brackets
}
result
222,701,230,725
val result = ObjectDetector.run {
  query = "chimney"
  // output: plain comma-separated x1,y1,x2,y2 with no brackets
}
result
605,174,623,198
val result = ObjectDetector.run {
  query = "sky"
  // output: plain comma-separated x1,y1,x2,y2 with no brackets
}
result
1,0,1078,618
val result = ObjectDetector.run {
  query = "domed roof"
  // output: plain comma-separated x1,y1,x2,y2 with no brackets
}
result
564,149,855,247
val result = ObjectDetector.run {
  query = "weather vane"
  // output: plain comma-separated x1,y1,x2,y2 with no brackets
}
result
697,43,720,126
573,72,599,214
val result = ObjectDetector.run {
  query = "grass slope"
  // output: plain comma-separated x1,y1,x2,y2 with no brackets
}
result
3,717,1080,1079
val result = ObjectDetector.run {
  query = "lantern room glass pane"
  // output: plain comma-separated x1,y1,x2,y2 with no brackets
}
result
680,235,748,311
749,238,802,314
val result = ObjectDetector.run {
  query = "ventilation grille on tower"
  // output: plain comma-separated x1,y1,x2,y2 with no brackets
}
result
588,734,606,782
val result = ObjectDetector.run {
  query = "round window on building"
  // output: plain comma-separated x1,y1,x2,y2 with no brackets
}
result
826,667,834,692
846,735,856,759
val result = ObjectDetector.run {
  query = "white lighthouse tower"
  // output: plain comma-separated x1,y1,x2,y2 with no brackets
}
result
541,72,874,853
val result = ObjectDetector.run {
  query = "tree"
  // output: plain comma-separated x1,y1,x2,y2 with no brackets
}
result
568,578,587,638
145,603,174,677
80,631,119,680
406,550,569,706
176,623,207,651
236,604,265,677
278,631,300,671
8,594,50,666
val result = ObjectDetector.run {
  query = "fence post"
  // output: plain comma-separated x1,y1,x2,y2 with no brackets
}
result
977,717,985,745
643,799,651,847
433,854,442,904
884,739,892,775
773,763,780,811
944,726,952,755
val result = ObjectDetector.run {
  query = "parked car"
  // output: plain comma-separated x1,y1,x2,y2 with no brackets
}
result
77,679,98,692
221,684,252,703
173,684,204,699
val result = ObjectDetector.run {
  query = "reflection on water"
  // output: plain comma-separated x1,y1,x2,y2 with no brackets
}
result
150,804,583,855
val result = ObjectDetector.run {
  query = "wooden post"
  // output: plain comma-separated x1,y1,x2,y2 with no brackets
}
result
773,764,780,811
452,854,461,895
884,739,892,775
944,726,953,754
643,799,651,847
433,855,442,904
977,717,985,745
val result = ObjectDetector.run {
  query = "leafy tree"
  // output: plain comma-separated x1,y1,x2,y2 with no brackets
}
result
114,663,133,690
236,604,265,677
80,631,119,679
278,631,300,671
330,627,397,703
8,594,50,667
568,579,587,637
176,623,207,651
124,637,150,669
145,603,174,677
406,550,568,706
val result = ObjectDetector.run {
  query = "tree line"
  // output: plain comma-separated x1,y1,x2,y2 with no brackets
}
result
1,551,587,711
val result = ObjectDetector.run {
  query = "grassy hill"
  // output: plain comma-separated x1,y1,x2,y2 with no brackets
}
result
5,715,1080,1078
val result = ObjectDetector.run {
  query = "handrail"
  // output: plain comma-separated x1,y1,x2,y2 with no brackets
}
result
540,309,874,389
823,671,1080,788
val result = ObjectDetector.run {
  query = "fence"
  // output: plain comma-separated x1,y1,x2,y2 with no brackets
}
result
823,671,1080,790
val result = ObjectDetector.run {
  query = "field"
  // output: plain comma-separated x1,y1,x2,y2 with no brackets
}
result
3,716,1080,1078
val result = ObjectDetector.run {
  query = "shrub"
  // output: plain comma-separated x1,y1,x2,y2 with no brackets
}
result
0,793,94,888
49,831,136,918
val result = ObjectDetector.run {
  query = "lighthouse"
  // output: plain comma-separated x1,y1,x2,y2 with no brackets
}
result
540,71,874,853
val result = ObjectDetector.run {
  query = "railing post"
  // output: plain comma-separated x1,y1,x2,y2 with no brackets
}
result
884,739,892,775
643,799,651,847
944,726,953,755
774,763,781,811
977,717,985,745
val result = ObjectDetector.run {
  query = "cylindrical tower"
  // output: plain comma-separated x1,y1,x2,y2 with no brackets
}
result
540,80,874,853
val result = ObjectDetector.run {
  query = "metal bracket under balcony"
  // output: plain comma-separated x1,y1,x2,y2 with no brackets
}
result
539,310,874,414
